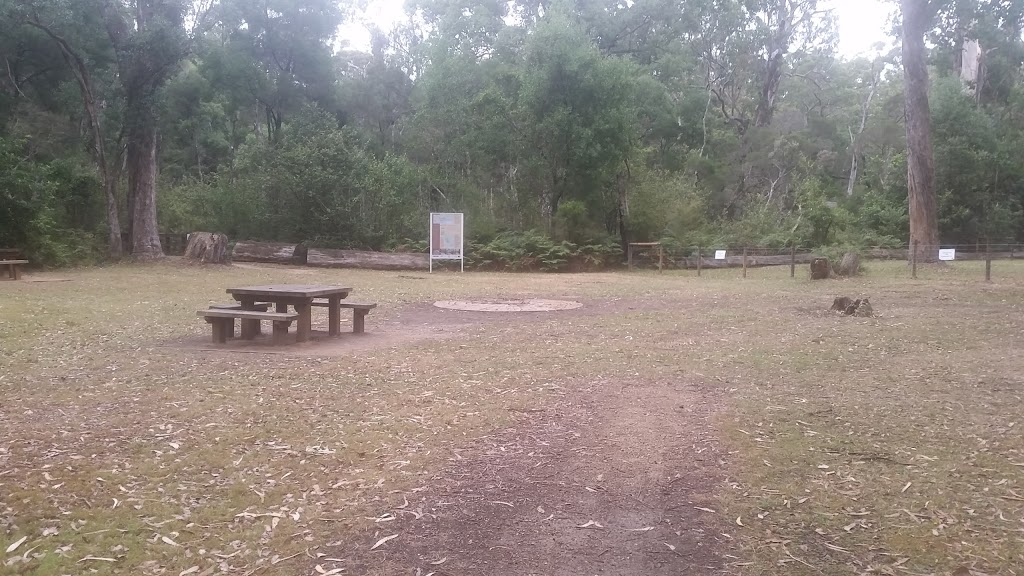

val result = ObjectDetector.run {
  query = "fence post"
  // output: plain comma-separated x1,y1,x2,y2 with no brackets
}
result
697,246,702,277
790,244,796,278
986,242,992,282
911,240,918,279
659,244,664,274
742,247,748,278
627,244,634,271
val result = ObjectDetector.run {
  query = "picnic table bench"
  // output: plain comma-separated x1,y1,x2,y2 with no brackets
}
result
311,300,377,333
0,259,28,280
198,309,297,345
197,284,378,345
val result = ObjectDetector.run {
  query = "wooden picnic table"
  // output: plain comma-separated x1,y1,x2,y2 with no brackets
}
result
227,284,351,343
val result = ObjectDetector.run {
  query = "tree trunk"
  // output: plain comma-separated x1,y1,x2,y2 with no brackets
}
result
755,51,785,127
616,165,630,255
103,179,123,257
901,0,940,262
848,66,879,196
127,120,163,259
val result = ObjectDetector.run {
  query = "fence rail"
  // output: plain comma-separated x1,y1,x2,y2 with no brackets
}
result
625,242,1024,282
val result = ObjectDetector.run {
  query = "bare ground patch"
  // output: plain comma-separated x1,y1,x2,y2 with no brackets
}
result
351,376,729,576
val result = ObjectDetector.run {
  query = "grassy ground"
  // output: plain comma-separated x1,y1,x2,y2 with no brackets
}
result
1,259,1022,575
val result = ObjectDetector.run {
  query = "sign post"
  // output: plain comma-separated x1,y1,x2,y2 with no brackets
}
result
429,213,465,273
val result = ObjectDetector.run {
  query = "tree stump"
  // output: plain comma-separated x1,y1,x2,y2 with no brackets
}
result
810,258,831,280
292,242,309,265
836,251,861,276
184,232,229,264
831,296,854,313
830,296,873,317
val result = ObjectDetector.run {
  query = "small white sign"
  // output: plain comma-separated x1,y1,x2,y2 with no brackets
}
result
714,250,727,260
938,249,956,261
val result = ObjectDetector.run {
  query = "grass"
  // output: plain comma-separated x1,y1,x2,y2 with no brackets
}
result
1,259,1023,574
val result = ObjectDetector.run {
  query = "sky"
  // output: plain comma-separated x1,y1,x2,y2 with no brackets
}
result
338,0,897,59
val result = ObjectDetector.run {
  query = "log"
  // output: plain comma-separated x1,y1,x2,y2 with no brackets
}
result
183,232,229,264
307,248,428,271
231,241,296,264
836,252,861,276
810,258,831,280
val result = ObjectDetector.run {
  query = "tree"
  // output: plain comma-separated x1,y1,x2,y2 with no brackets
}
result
900,0,940,259
102,0,189,259
4,0,126,257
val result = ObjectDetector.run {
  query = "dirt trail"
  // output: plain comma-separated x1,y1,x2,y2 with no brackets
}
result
370,376,728,575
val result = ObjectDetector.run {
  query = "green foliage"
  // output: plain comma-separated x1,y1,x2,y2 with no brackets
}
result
466,230,620,271
0,136,102,266
157,103,427,249
629,168,711,246
9,0,1024,267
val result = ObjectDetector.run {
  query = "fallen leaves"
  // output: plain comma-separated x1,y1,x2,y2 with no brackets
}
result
576,520,604,529
369,534,399,550
5,537,27,554
77,556,117,563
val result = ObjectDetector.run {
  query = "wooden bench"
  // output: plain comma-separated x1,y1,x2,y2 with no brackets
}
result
0,260,29,281
311,301,378,333
209,303,270,337
197,309,298,345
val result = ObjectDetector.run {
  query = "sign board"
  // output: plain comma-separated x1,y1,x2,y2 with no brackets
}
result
429,213,465,272
714,250,727,260
938,248,956,261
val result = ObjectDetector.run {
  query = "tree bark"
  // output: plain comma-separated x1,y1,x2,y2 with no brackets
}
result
127,119,164,258
901,0,940,261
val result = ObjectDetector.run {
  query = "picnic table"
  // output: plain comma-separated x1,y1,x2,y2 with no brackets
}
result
227,284,352,343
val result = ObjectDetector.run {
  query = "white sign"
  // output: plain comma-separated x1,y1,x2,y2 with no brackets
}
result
938,249,956,261
429,213,465,272
714,250,727,260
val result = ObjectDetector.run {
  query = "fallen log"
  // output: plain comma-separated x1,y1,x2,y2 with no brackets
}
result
307,248,428,271
231,241,295,264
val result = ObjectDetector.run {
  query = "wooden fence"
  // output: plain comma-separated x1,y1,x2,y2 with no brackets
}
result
118,233,190,256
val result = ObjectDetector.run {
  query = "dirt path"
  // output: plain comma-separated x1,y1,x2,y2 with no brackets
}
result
365,375,728,575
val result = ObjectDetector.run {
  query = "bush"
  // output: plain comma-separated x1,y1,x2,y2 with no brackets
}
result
466,230,620,271
0,136,103,267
